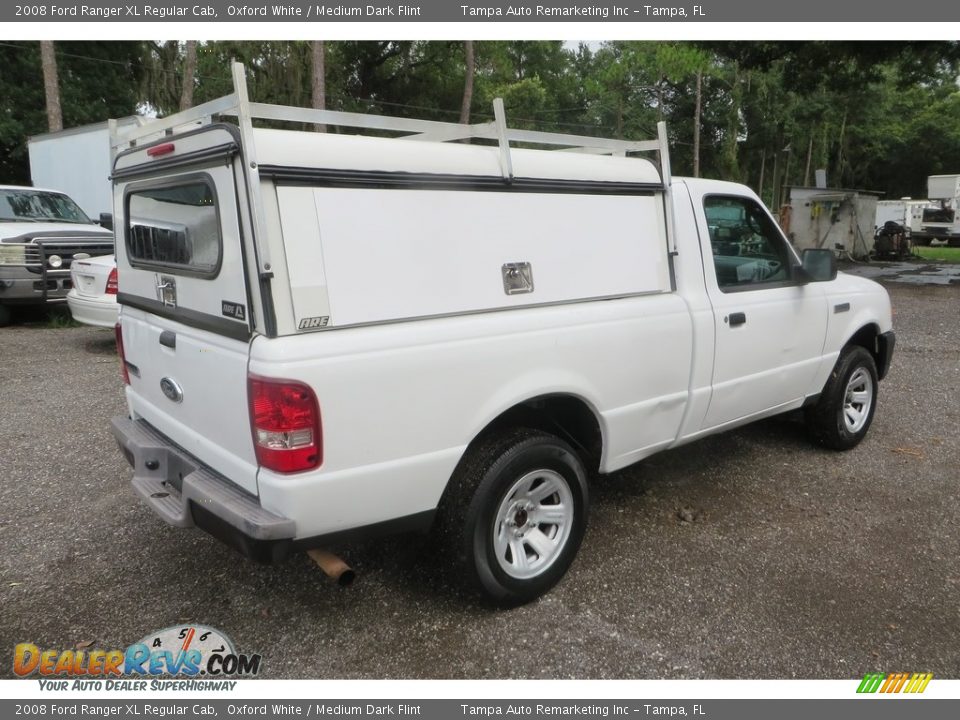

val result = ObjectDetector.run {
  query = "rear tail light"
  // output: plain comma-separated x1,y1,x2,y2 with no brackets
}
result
106,267,119,295
248,375,322,473
115,323,130,385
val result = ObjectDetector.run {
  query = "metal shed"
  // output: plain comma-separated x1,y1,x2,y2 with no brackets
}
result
782,186,881,259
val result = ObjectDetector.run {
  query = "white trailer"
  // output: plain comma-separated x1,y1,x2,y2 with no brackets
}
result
874,198,933,235
27,117,142,220
927,174,960,200
916,174,960,246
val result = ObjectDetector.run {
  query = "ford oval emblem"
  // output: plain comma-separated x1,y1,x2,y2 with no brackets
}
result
159,377,183,403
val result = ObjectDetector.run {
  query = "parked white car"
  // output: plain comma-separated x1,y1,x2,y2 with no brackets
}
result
67,255,118,328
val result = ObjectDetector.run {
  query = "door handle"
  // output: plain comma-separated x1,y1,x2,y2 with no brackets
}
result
159,330,176,349
728,312,747,327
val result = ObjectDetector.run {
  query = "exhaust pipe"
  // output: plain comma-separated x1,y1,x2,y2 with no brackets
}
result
307,549,356,587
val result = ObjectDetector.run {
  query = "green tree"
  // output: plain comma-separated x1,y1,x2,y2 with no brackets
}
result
0,41,145,184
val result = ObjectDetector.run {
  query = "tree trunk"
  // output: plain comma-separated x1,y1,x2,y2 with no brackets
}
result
692,69,702,178
459,41,475,125
311,40,327,133
179,41,198,111
758,148,766,201
781,147,793,207
803,132,814,187
770,148,779,209
835,110,848,187
656,77,665,121
820,122,830,174
162,41,178,112
40,41,63,132
718,64,742,181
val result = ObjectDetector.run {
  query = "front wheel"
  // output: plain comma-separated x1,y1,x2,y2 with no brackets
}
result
806,345,879,450
437,428,589,606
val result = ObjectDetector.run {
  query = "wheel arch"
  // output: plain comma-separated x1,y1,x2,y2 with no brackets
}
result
843,322,891,379
463,393,605,476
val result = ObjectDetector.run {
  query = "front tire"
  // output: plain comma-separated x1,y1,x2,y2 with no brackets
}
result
437,428,589,606
806,345,879,450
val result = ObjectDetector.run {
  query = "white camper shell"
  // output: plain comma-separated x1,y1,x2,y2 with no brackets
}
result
111,63,896,603
110,66,675,340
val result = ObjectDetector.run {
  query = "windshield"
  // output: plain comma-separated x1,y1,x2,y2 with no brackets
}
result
0,189,92,224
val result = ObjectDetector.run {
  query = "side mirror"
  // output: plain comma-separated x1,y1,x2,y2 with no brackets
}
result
99,212,114,231
798,248,837,283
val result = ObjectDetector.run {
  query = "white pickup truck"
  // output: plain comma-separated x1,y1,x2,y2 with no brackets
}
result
0,185,114,326
110,64,895,604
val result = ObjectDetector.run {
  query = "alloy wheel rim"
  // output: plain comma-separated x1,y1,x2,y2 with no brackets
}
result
842,366,874,434
492,469,574,580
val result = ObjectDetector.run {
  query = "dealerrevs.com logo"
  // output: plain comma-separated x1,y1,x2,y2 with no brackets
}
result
14,625,261,690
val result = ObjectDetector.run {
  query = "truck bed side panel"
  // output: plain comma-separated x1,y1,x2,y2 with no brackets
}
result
250,294,692,539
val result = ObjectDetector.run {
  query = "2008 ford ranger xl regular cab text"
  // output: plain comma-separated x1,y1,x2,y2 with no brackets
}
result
110,64,895,604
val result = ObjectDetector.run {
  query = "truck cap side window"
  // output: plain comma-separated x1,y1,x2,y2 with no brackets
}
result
125,178,221,277
704,195,792,291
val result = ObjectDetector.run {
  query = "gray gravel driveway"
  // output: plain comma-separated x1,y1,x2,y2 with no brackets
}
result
1,281,958,679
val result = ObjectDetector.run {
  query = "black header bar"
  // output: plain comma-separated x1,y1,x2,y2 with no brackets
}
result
4,1,959,23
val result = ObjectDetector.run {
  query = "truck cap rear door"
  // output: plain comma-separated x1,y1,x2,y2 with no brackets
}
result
113,126,259,494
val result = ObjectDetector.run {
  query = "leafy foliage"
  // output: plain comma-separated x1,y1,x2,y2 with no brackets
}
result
0,41,144,184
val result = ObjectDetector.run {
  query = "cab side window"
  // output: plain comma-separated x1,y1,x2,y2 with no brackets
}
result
704,195,792,291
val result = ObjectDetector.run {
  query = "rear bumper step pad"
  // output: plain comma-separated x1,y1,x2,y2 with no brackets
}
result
111,416,295,552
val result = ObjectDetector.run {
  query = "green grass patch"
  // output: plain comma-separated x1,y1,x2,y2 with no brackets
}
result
913,245,960,263
45,306,82,329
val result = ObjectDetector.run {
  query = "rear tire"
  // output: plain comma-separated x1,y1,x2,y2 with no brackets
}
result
436,428,588,606
806,345,878,450
0,305,12,327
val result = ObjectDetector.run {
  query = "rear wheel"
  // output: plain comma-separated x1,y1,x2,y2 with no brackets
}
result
0,304,12,327
437,428,588,606
806,345,878,450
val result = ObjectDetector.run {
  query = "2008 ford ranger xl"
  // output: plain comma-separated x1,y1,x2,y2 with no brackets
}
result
110,64,895,604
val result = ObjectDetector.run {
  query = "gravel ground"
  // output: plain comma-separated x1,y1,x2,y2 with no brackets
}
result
1,281,958,679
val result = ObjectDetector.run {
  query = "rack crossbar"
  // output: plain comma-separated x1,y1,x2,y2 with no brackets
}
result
111,62,672,185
